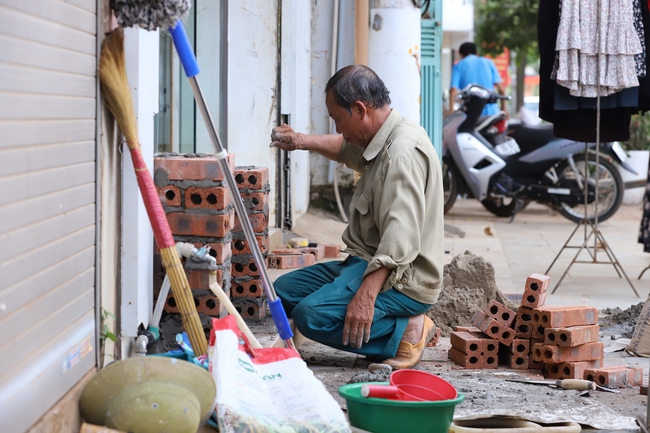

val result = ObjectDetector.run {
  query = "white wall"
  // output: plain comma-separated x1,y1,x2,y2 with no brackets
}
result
281,0,312,217
227,1,279,223
310,0,336,187
310,0,356,187
441,0,473,107
121,28,159,341
442,0,473,32
368,0,421,124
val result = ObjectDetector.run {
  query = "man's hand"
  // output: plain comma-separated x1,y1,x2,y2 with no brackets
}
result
270,124,303,151
343,289,376,349
342,267,389,349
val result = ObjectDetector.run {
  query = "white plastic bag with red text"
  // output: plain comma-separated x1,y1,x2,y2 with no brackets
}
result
208,315,351,433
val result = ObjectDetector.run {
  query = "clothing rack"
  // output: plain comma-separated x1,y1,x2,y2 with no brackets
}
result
544,0,639,297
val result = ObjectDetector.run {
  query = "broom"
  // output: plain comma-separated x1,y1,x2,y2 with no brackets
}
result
99,28,208,356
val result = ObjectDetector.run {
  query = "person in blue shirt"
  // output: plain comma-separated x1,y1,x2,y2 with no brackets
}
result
449,42,508,117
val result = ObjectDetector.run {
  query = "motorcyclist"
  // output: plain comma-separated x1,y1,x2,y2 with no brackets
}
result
449,42,509,118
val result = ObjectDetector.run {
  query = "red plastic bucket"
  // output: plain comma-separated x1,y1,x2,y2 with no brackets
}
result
391,369,458,400
362,369,458,402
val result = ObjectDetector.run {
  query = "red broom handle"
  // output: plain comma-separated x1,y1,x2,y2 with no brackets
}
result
127,142,175,249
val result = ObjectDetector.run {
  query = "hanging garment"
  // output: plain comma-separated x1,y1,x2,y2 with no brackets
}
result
633,0,647,77
538,0,641,142
555,0,643,97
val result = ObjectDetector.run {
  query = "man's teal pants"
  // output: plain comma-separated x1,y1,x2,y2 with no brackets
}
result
274,256,431,360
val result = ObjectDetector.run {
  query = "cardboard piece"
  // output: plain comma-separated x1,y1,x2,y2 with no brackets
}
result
626,293,650,357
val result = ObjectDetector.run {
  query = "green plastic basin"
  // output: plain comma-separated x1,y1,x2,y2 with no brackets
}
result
339,382,464,433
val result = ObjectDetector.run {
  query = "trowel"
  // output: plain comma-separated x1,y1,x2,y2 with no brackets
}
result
505,378,620,393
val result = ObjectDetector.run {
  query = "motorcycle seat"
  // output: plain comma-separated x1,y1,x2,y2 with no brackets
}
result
507,122,555,154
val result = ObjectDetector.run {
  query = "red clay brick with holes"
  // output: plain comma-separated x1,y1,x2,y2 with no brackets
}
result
184,186,231,211
190,269,225,291
233,213,269,233
546,360,601,380
271,253,316,269
241,192,268,212
509,338,531,355
234,167,269,190
483,339,499,368
450,332,483,357
196,294,226,316
498,338,530,370
584,366,644,388
486,300,516,328
233,298,267,320
162,293,226,317
451,326,499,360
544,324,599,347
231,279,264,298
514,306,534,338
472,310,515,346
532,341,603,364
520,289,547,309
524,273,551,293
448,347,484,369
532,323,546,341
528,339,546,369
232,234,269,255
167,212,234,238
154,154,236,181
501,351,529,369
157,185,181,207
231,259,262,278
533,305,598,328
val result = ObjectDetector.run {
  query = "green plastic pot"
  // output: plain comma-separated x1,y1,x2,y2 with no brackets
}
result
339,382,464,433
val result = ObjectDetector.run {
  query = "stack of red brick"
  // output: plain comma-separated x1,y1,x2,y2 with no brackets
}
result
153,155,273,321
153,153,237,318
153,155,341,323
230,166,271,320
448,273,642,389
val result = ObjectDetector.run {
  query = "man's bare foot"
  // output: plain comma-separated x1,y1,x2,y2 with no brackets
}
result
381,315,437,370
401,314,424,344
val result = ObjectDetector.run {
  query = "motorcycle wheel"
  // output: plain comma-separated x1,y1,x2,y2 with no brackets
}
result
443,159,459,214
555,153,624,224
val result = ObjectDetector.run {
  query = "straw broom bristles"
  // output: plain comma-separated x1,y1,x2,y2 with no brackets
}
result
99,29,138,150
99,29,207,356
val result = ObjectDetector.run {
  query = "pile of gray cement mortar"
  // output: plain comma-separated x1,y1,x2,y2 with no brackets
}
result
426,250,518,337
599,302,643,339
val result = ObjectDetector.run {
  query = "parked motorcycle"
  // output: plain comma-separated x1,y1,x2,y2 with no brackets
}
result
442,85,636,223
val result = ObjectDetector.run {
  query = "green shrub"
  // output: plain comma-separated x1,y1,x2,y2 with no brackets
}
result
622,111,650,151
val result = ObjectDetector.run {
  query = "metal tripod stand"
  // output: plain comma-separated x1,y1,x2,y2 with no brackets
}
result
545,92,639,297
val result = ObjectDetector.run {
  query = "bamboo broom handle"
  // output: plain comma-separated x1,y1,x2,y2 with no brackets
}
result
126,144,175,247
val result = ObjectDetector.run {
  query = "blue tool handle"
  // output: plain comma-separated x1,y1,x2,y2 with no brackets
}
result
268,298,294,341
169,20,200,77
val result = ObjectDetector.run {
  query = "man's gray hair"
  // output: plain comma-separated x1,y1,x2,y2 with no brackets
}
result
325,65,391,115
